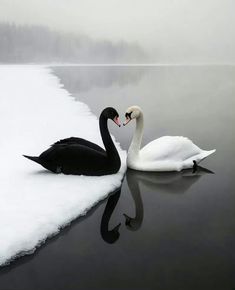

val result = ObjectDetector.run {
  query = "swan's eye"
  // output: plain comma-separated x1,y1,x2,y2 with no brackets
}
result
125,112,132,119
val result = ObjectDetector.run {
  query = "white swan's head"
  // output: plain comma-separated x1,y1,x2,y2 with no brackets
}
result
123,106,142,126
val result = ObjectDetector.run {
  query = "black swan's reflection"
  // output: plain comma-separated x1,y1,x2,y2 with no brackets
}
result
100,188,121,243
100,166,213,242
123,169,144,231
123,166,213,230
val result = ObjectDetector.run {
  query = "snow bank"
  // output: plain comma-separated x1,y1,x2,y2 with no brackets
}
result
0,65,126,266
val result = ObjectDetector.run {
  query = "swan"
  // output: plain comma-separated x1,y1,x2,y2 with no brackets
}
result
123,106,216,172
23,107,121,176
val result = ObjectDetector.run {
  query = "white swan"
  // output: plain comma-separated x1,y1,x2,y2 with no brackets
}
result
123,106,216,172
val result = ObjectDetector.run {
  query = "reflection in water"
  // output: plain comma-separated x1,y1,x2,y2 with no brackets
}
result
100,166,213,242
132,166,213,195
123,166,213,231
124,169,144,231
100,188,121,244
52,66,147,93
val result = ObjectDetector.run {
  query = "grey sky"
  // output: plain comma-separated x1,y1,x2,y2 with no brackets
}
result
0,0,234,62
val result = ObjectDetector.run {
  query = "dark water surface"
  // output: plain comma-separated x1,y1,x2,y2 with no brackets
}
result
0,65,235,290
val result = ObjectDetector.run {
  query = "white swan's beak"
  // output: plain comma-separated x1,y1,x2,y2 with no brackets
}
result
113,116,121,127
123,117,131,126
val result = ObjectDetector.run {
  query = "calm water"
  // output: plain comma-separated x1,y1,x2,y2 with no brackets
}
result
0,65,235,290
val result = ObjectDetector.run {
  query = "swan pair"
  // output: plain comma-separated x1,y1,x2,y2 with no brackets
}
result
24,106,215,175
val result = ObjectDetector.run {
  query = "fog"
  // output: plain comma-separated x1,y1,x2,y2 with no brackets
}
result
0,0,235,63
0,23,146,63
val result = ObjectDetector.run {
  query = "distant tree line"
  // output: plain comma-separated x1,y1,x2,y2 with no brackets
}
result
0,22,146,63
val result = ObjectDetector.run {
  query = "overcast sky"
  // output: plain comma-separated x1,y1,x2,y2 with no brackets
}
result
0,0,234,62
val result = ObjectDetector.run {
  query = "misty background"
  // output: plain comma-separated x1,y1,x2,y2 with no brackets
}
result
0,0,234,63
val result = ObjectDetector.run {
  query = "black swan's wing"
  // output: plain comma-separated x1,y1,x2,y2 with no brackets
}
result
52,137,105,153
39,143,116,175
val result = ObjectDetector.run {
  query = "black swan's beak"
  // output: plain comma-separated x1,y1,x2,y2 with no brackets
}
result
123,213,132,226
113,116,121,127
113,223,121,232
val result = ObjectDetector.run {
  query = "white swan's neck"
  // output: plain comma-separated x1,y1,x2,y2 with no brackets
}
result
128,112,144,159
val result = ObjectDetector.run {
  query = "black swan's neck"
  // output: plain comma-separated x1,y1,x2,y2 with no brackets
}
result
99,115,120,165
124,170,144,231
100,188,121,243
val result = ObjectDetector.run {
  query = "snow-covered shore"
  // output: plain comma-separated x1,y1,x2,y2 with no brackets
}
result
0,65,126,266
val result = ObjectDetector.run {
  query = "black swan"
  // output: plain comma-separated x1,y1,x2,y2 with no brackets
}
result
23,107,121,175
101,188,121,244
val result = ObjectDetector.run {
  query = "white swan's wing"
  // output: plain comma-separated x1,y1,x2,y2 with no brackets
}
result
128,136,215,172
140,136,203,162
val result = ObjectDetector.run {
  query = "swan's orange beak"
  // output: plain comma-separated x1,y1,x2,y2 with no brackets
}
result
123,117,131,126
113,116,121,127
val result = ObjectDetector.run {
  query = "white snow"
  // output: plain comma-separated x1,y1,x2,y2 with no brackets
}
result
0,65,126,266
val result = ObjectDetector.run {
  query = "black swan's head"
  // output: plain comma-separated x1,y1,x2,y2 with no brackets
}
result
102,107,121,127
123,105,142,126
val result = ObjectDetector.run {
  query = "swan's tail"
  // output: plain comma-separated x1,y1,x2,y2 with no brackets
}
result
198,149,216,162
23,155,42,165
183,149,216,169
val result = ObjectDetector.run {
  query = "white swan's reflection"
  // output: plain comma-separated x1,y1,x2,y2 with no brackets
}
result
101,166,213,242
123,166,213,231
